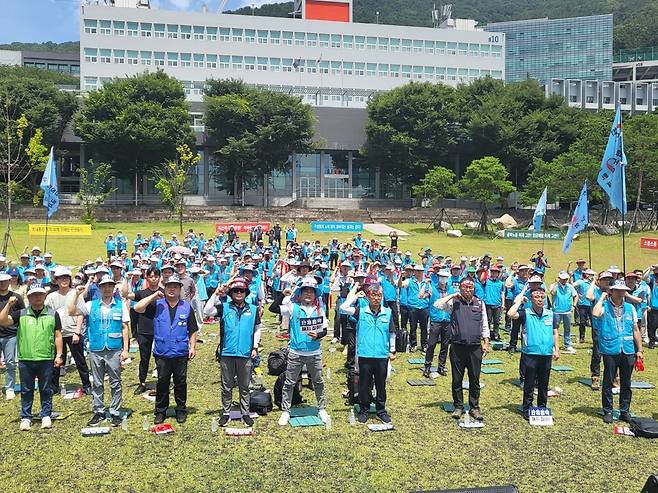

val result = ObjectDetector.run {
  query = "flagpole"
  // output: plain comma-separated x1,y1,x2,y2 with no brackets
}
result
587,223,592,268
44,209,49,253
620,105,627,273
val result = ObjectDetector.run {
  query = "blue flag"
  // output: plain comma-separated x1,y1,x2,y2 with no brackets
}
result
531,187,548,232
597,107,627,214
40,147,59,218
562,181,589,254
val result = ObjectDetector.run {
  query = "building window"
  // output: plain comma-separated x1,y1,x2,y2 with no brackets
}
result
378,37,388,51
245,56,255,70
331,34,342,48
295,32,305,46
99,49,111,63
193,53,204,68
436,67,446,80
282,58,293,72
447,42,457,55
84,19,97,34
355,62,365,76
179,25,191,40
319,33,330,48
306,59,317,73
480,44,490,56
436,41,446,55
401,39,412,53
113,49,125,64
258,30,268,44
270,30,281,45
47,63,58,71
84,48,97,63
390,64,400,77
424,66,434,79
402,65,412,78
140,22,152,37
230,28,243,42
180,53,191,67
319,60,329,74
388,38,399,52
343,35,353,49
413,40,423,53
366,37,376,50
231,55,242,70
154,52,165,66
140,51,152,65
167,24,179,39
343,61,353,75
257,57,267,71
458,43,468,55
71,65,80,75
127,50,138,65
126,21,138,37
491,45,502,58
84,77,98,91
99,20,111,35
376,63,386,77
219,55,229,69
113,20,125,36
219,28,230,42
207,54,217,69
270,57,281,71
245,29,256,43
331,61,341,75
193,25,204,40
283,31,293,46
355,35,365,50
154,23,165,38
447,68,457,81
167,52,178,67
469,43,479,56
307,32,317,47
206,27,217,41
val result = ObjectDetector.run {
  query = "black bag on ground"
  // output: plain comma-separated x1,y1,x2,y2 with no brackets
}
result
629,417,658,438
273,373,303,409
347,371,360,405
267,348,288,376
249,390,273,415
395,329,408,353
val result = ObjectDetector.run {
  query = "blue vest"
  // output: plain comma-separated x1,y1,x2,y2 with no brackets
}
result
221,301,257,358
407,277,430,309
429,284,453,322
483,279,504,307
356,305,392,359
597,300,636,355
288,303,324,353
87,299,124,352
381,277,398,302
399,280,409,306
521,308,554,356
591,287,604,330
650,277,658,309
152,299,191,358
552,283,575,313
575,280,592,306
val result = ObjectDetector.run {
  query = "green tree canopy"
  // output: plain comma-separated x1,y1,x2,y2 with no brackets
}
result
411,165,456,204
457,156,516,205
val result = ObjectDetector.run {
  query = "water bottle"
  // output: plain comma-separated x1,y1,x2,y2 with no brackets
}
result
121,415,128,431
464,411,471,426
142,415,149,431
326,367,332,380
405,343,410,353
60,384,66,398
325,415,332,431
348,408,356,426
211,417,218,433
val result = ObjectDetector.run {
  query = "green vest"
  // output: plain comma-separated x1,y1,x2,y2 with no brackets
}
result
17,307,57,361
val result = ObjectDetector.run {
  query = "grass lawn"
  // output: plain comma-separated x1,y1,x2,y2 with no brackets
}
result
1,220,657,493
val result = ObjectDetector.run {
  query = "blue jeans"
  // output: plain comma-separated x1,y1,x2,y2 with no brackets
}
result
0,335,17,390
553,313,573,348
19,360,54,420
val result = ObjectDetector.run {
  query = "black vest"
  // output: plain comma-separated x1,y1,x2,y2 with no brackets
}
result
450,297,483,345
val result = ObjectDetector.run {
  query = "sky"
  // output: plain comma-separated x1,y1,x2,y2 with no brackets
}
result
0,0,287,44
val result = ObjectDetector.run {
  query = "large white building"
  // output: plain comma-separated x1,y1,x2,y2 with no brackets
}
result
80,0,505,108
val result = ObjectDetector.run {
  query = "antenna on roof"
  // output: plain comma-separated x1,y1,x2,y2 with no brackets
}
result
432,3,439,28
218,0,229,13
291,0,302,18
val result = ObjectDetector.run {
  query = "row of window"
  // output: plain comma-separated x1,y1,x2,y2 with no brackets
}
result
83,19,502,57
23,62,80,75
83,48,503,80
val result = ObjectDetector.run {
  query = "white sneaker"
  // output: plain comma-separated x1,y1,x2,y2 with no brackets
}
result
318,409,330,424
278,411,290,426
41,416,52,429
564,346,577,354
152,369,158,378
5,388,15,400
19,419,31,431
331,338,338,344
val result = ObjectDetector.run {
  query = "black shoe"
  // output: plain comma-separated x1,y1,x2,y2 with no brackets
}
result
619,412,632,423
242,414,254,427
110,415,122,427
522,410,530,421
133,383,147,395
602,412,613,424
357,412,368,424
219,414,230,427
469,408,484,421
377,411,392,424
648,342,655,349
176,412,187,424
82,386,92,396
154,413,166,424
438,367,448,376
508,346,515,355
422,367,431,379
87,413,106,426
410,346,417,353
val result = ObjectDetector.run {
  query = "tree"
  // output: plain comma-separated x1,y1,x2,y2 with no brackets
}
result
411,165,456,205
153,144,200,234
204,81,315,205
74,71,195,205
457,156,516,205
76,161,116,225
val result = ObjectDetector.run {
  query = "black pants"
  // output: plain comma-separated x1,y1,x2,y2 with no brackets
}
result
602,353,635,414
510,317,523,349
425,321,450,371
329,253,339,270
648,310,658,343
137,333,154,384
409,307,429,349
51,336,91,391
335,313,349,344
450,344,482,410
486,305,502,339
385,300,399,331
155,356,188,415
344,326,356,379
504,299,513,330
400,305,410,337
358,357,388,413
590,328,601,377
578,305,592,340
522,354,552,411
129,308,139,339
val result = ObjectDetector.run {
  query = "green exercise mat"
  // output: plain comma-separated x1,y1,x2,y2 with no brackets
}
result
482,359,504,365
407,358,426,365
105,409,133,420
407,378,436,386
579,378,655,389
511,379,523,388
354,403,377,414
481,367,505,374
290,406,319,418
289,415,324,427
440,402,471,413
551,365,574,372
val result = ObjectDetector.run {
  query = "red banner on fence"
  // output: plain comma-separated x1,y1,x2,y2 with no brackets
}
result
215,222,271,234
640,237,658,250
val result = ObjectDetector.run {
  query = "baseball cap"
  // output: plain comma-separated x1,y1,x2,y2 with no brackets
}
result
558,271,570,280
27,286,47,296
0,273,11,282
610,280,631,291
164,275,183,286
53,267,72,278
98,275,116,286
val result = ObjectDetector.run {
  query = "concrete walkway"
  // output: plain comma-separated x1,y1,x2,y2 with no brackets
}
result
363,224,409,236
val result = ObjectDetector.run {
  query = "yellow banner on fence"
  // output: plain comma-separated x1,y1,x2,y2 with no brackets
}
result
28,224,92,236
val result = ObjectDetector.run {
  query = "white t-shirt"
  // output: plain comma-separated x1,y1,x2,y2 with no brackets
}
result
45,290,78,337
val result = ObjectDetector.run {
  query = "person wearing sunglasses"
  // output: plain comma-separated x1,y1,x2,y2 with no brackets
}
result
204,277,261,427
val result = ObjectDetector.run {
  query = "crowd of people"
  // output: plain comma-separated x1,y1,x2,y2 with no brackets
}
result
0,224,654,431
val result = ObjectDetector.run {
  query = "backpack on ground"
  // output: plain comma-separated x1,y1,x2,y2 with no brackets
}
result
629,417,658,438
249,390,273,415
395,329,408,353
267,348,288,376
273,373,303,409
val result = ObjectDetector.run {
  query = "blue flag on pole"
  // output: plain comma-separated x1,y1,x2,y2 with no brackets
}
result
531,187,548,232
562,181,588,254
40,146,59,218
597,107,627,214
